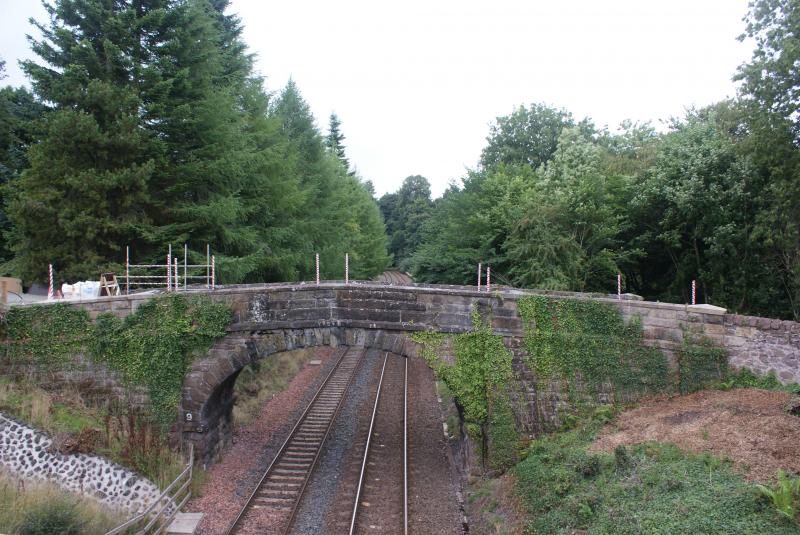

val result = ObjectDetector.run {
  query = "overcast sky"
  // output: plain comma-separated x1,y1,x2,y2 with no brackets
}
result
1,0,753,197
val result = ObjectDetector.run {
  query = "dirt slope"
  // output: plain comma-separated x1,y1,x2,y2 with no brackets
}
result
591,388,800,482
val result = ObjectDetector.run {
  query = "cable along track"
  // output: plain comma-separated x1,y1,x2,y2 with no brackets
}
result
225,345,366,535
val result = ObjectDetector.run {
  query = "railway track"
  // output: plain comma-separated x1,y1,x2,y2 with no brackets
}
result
225,346,366,535
347,352,408,535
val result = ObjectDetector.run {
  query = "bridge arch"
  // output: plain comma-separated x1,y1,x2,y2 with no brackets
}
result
181,327,422,466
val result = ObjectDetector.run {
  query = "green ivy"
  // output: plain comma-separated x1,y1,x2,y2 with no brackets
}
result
2,295,231,428
3,304,93,370
413,308,519,470
677,331,728,394
517,296,671,401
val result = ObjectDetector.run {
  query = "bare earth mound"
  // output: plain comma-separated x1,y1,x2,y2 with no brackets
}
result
591,388,800,482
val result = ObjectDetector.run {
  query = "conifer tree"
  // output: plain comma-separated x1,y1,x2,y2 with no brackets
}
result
326,112,350,172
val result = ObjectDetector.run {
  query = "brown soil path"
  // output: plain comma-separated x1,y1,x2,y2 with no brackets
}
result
591,388,800,482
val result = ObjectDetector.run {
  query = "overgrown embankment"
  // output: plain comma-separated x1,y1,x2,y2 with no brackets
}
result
512,410,800,534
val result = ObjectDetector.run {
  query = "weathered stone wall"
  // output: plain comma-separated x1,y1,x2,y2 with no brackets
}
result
9,282,800,465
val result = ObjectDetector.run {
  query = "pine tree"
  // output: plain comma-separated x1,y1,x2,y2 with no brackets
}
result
326,112,350,172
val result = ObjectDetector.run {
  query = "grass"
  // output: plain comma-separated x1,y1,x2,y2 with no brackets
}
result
0,475,126,535
232,348,316,427
0,377,187,490
512,416,799,534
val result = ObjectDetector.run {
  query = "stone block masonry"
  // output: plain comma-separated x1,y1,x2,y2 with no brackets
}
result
8,281,800,465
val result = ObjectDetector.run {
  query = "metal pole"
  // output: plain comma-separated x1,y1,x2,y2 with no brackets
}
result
206,244,210,289
184,244,187,291
617,273,621,300
168,244,172,292
316,253,320,285
692,280,696,305
345,253,349,284
126,246,130,295
477,262,482,291
486,266,491,292
48,264,54,301
174,258,179,291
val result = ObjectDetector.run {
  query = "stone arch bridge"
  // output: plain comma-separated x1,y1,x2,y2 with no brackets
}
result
64,281,800,466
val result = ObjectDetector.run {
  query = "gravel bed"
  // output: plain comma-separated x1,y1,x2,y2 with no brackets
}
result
289,348,383,535
407,355,464,534
185,346,341,535
353,353,406,534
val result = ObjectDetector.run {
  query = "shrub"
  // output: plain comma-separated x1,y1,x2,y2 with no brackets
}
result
18,499,83,535
756,469,800,523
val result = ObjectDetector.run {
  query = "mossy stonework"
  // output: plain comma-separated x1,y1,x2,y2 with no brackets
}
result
2,295,231,427
2,282,799,467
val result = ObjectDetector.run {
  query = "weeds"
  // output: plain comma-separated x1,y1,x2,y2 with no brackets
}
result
513,416,798,534
756,470,800,523
0,476,124,535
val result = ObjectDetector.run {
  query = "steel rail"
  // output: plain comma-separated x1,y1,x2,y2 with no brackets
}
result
348,352,389,535
280,348,365,535
403,355,408,535
224,346,356,535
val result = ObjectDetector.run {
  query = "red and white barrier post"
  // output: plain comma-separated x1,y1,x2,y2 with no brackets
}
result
486,266,491,293
316,253,320,285
167,254,172,291
691,279,696,305
477,262,482,291
48,264,54,301
345,253,349,284
211,255,216,290
617,273,621,300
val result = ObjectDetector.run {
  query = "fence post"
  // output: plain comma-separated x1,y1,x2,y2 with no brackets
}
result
184,244,188,291
48,264,54,301
486,266,491,292
477,262,482,291
211,255,216,290
617,273,621,300
345,253,349,284
126,246,130,295
692,279,696,305
316,253,320,285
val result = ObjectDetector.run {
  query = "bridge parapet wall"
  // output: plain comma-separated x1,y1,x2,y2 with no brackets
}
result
31,281,800,385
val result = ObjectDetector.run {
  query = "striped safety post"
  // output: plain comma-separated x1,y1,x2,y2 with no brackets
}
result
345,253,349,284
486,266,491,293
167,254,171,292
211,255,216,290
477,262,482,291
48,264,54,301
316,253,320,285
692,280,696,305
617,273,621,300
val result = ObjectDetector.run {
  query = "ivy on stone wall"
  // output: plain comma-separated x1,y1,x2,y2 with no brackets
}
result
3,304,93,370
92,295,230,427
413,309,520,471
2,295,231,427
677,331,728,394
517,296,671,401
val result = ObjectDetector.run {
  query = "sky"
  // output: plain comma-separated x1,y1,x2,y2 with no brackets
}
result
0,0,753,197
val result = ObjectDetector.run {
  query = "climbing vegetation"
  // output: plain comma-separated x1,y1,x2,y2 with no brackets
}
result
2,295,231,427
677,330,728,394
517,296,670,400
413,309,520,470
